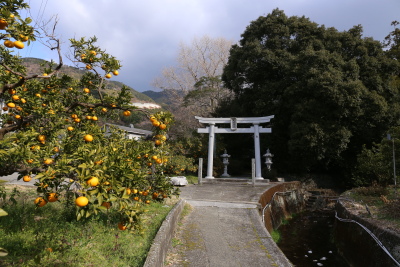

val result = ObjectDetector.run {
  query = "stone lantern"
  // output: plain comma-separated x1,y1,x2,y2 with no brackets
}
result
220,149,231,177
263,149,273,170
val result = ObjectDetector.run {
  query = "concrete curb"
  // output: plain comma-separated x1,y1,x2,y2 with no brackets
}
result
249,208,293,267
143,199,186,267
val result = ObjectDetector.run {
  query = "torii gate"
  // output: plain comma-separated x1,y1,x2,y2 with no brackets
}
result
195,115,274,180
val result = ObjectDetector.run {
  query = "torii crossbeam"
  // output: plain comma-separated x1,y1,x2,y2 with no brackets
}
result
195,115,274,180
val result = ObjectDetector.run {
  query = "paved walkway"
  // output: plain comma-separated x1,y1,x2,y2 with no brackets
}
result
165,181,293,267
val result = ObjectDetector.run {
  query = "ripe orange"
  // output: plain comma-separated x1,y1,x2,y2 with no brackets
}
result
23,175,31,182
71,114,78,119
34,197,47,207
152,121,160,127
113,70,119,76
43,158,53,165
105,73,112,79
14,115,21,119
145,200,151,204
27,159,34,164
8,89,16,95
75,196,89,207
118,222,127,230
0,19,8,29
123,110,131,116
126,188,132,195
86,64,92,70
152,192,159,199
152,155,158,160
155,140,162,146
20,98,26,103
20,35,28,42
67,126,74,131
86,115,92,120
74,118,81,123
87,176,99,187
90,50,97,56
83,88,90,93
101,108,107,113
4,40,14,48
37,135,46,142
159,124,167,130
156,158,163,164
84,134,93,142
91,116,98,121
47,193,58,202
13,41,24,49
7,103,15,108
81,54,86,59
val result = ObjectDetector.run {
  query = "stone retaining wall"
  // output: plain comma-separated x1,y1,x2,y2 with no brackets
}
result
259,181,305,233
334,200,400,267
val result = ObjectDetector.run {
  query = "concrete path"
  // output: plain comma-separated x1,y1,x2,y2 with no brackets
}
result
166,182,293,267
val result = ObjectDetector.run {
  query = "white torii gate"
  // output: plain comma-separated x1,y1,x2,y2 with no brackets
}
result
195,115,274,180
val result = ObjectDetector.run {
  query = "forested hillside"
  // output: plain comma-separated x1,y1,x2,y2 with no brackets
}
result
22,57,155,103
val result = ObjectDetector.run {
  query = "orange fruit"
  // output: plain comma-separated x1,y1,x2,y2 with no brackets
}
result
159,124,167,130
34,197,47,207
152,155,158,160
47,193,58,202
71,114,78,119
118,222,127,230
101,108,107,113
91,116,98,121
20,98,26,103
43,158,53,165
145,200,151,204
83,88,90,93
37,135,46,142
8,89,16,95
0,19,8,29
67,126,74,131
156,158,163,164
14,115,21,119
26,159,34,164
84,134,93,142
123,110,131,116
7,103,15,108
86,176,99,187
86,64,92,70
89,50,97,56
4,40,14,48
74,118,81,123
23,175,31,182
13,41,24,49
152,121,160,127
75,196,89,207
105,73,112,79
113,70,119,76
152,192,159,199
133,189,138,194
126,188,131,195
155,140,162,146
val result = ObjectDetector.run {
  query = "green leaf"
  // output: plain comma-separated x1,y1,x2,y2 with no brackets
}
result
0,248,8,257
0,209,8,217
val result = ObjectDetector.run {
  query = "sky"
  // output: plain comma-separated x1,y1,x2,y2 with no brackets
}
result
18,0,400,92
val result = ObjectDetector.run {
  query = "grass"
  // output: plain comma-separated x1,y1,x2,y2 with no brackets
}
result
0,184,177,267
270,230,281,243
185,175,198,185
346,185,400,228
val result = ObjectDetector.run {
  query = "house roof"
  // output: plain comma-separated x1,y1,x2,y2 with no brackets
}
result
105,123,152,137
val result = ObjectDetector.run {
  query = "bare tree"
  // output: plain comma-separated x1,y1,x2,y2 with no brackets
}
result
152,35,234,137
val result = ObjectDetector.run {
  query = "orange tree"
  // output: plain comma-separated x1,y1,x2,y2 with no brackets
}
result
0,0,178,231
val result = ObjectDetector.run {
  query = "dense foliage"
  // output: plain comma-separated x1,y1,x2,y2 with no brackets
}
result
218,9,400,185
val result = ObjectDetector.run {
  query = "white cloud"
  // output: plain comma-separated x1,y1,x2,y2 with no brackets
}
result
22,0,400,92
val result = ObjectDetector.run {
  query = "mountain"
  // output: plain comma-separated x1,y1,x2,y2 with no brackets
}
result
142,89,185,107
21,57,155,103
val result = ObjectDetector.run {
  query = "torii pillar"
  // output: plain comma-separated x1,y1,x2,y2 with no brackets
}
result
196,116,274,180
